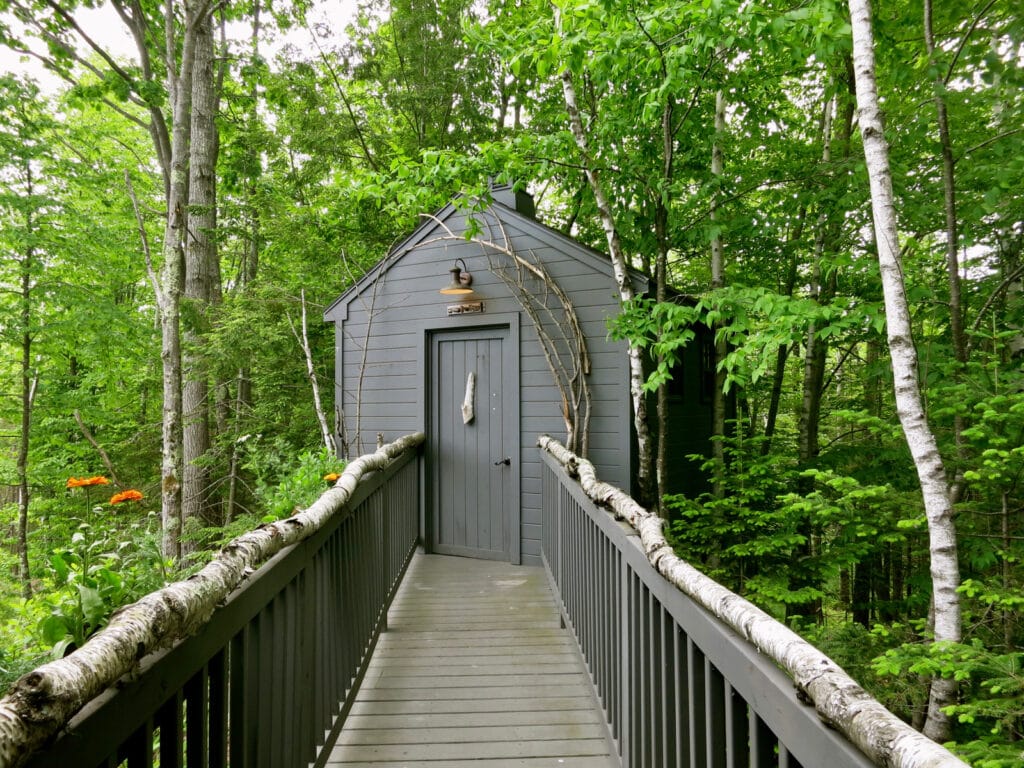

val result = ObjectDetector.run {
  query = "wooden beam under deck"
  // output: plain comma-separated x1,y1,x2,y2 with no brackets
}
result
325,553,618,768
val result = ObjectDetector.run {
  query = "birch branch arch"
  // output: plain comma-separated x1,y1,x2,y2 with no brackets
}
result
422,209,593,455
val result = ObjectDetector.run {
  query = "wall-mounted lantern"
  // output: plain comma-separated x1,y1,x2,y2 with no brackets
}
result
439,258,474,295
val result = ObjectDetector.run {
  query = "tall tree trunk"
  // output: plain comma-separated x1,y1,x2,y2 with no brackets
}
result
798,94,835,468
760,344,789,455
183,8,219,540
852,558,872,627
848,0,962,742
555,7,654,504
158,0,203,561
923,0,967,366
710,87,727,495
293,289,335,453
924,0,969,503
224,0,264,523
653,71,676,511
762,238,801,455
16,175,36,600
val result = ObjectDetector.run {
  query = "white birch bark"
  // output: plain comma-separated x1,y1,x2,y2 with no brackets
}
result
291,289,336,452
538,436,968,768
0,434,424,768
847,0,962,741
554,7,653,502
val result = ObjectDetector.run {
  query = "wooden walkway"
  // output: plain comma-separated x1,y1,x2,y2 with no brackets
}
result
326,553,618,767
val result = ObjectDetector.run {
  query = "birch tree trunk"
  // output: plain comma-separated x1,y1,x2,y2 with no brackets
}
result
294,289,336,452
554,7,654,504
183,7,220,540
848,0,962,741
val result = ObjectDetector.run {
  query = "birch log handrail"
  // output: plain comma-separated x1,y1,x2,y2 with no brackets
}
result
537,434,968,768
0,433,424,768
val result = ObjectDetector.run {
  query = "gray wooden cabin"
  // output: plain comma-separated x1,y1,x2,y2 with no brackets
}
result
324,185,712,566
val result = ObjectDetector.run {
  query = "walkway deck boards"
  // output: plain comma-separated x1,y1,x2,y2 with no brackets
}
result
326,553,617,768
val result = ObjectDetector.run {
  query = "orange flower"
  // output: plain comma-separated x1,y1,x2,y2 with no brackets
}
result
323,472,341,482
110,489,144,505
67,476,110,488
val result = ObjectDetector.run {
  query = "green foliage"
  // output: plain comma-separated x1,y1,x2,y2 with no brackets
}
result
666,429,800,604
245,442,347,522
806,621,930,723
36,514,169,658
873,640,1024,761
667,428,914,617
612,287,885,394
1,0,1023,762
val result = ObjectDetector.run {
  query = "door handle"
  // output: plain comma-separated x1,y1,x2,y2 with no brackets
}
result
494,457,511,466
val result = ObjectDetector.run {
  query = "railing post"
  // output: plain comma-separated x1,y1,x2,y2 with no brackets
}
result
619,555,631,768
556,476,564,624
380,480,389,633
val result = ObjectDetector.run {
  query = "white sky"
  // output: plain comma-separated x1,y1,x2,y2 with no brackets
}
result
0,1,361,94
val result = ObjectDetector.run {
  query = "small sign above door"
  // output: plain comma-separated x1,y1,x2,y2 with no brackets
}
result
447,301,484,316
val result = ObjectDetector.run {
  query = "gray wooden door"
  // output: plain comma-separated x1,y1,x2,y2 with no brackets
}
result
429,327,514,560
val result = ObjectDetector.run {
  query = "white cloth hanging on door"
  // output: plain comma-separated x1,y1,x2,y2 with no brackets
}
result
461,371,476,424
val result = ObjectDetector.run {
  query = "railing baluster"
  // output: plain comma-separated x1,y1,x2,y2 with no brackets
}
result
208,650,228,768
229,626,251,767
157,693,183,768
638,581,655,768
705,657,727,768
183,666,208,768
255,606,273,768
660,604,674,768
725,681,750,768
631,574,643,768
600,528,609,725
749,711,776,768
120,719,152,768
299,565,316,762
613,546,621,746
674,625,688,768
619,556,631,767
688,637,707,768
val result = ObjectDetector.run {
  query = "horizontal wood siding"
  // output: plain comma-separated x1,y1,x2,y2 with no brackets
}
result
330,205,634,566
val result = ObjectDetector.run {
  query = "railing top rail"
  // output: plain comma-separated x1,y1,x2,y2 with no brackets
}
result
0,433,425,768
537,435,969,768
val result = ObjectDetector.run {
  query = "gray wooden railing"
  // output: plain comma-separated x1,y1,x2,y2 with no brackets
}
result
541,448,888,768
20,441,420,768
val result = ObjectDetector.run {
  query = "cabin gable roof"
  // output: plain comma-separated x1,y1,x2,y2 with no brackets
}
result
323,197,648,323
